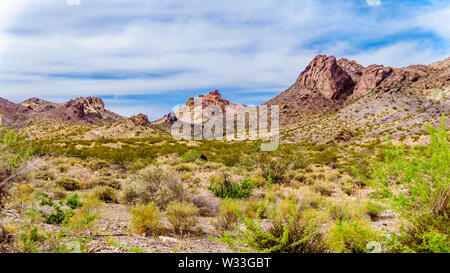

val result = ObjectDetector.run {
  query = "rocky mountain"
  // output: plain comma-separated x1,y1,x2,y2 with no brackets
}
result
270,55,449,144
0,96,123,126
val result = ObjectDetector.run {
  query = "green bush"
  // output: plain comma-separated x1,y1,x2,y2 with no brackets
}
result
369,116,449,252
180,150,199,163
219,194,328,253
208,174,253,199
65,193,83,210
34,192,82,224
327,219,380,253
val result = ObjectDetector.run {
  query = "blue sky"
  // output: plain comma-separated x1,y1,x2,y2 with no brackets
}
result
0,0,449,120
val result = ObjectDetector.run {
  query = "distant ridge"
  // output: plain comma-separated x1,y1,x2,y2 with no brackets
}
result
0,96,123,126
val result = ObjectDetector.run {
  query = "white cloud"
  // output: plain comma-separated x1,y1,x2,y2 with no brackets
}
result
416,7,450,39
367,0,382,6
344,41,449,68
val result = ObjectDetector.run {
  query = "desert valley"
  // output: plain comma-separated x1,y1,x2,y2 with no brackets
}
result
0,55,448,253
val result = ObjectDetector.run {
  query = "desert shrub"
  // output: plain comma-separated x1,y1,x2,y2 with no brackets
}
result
175,163,197,172
130,203,161,236
33,192,82,224
190,193,219,216
313,183,334,196
255,148,299,184
65,193,83,210
339,178,356,196
51,188,67,200
327,203,353,222
243,199,266,219
166,201,199,234
203,162,222,170
63,194,100,236
55,177,81,191
0,127,31,206
91,186,118,203
213,199,242,233
56,165,68,173
369,117,449,252
248,176,266,188
309,148,338,165
388,214,450,253
219,197,328,253
34,168,55,181
365,201,385,220
123,164,187,208
86,178,121,190
86,159,109,171
327,219,380,253
180,150,199,163
16,223,46,253
129,159,147,171
208,174,254,199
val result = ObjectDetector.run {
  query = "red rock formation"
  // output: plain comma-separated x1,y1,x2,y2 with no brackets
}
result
186,90,239,110
337,58,364,83
298,55,355,100
129,113,150,126
350,65,393,100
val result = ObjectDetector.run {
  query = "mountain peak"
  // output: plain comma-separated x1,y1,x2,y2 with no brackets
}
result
297,55,355,100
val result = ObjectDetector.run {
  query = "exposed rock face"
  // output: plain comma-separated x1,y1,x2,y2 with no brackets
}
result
152,112,178,127
20,98,56,113
298,55,355,100
186,90,240,112
0,96,123,126
129,114,150,126
337,58,364,83
350,65,393,100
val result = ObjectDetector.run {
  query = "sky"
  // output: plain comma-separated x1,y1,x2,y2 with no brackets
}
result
0,0,449,120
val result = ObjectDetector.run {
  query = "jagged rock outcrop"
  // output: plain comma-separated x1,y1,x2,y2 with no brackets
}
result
298,55,355,100
349,65,393,100
337,58,364,83
129,113,150,126
186,90,241,112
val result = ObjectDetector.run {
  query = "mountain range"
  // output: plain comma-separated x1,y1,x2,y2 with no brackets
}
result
1,54,449,144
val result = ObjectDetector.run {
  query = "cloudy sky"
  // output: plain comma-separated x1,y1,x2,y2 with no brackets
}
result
0,0,449,119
